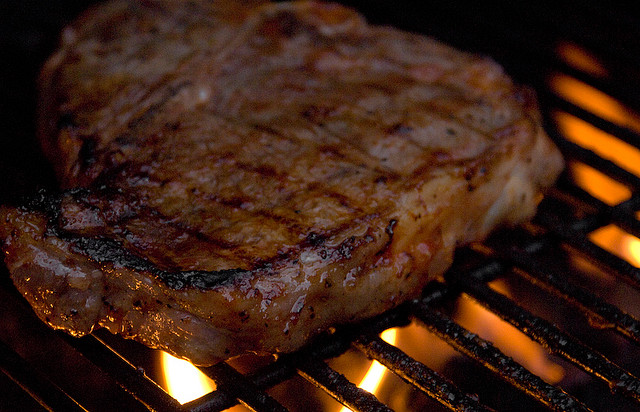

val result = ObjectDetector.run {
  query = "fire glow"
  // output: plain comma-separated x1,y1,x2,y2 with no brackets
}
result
159,329,398,409
161,351,215,404
457,281,564,384
554,43,640,266
339,328,397,412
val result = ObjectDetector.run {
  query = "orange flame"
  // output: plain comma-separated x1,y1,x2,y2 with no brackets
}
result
555,42,608,78
339,328,397,412
553,43,640,266
457,281,564,384
160,351,216,404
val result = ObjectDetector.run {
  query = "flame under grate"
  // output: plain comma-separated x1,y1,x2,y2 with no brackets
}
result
2,1,640,411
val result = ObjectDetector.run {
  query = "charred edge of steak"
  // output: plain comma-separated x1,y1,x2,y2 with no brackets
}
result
19,187,66,228
18,188,250,290
373,219,397,257
69,236,249,289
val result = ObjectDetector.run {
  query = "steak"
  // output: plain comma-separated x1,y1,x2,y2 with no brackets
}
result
0,0,563,365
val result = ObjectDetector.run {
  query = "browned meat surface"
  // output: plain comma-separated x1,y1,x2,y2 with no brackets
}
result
0,0,563,365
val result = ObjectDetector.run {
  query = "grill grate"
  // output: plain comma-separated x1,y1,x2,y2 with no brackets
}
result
2,1,640,411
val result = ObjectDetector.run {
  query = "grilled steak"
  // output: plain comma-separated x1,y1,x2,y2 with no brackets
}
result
0,0,563,365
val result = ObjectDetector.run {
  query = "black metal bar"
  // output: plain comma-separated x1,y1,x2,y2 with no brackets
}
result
188,358,296,412
549,185,640,240
59,333,182,412
197,362,287,412
297,359,393,412
411,292,592,412
537,209,640,289
497,242,640,347
0,339,87,412
190,339,337,411
609,195,640,238
549,177,609,215
354,334,493,412
552,137,640,191
449,271,640,404
476,218,640,347
191,304,412,411
545,91,640,150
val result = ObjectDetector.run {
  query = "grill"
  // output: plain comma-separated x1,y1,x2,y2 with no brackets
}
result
2,1,640,411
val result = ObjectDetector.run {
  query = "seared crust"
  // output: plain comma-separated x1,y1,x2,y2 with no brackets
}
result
1,0,563,365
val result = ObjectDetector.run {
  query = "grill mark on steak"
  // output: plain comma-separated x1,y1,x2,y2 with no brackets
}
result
35,186,248,252
16,189,382,290
103,201,244,251
333,84,499,146
230,91,406,173
1,0,565,365
125,80,194,133
23,186,380,284
52,2,270,186
76,80,195,179
18,188,64,226
62,187,257,262
110,153,369,229
96,112,389,229
90,124,378,231
69,236,250,290
95,174,367,254
233,79,500,178
17,189,252,289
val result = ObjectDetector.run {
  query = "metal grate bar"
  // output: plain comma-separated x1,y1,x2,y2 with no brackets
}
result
353,334,493,411
537,210,640,289
448,269,640,404
552,137,640,190
494,239,640,347
190,357,297,412
297,359,393,412
545,92,640,149
543,183,640,242
411,286,591,412
199,362,287,412
577,196,640,242
547,66,640,116
0,339,87,412
609,196,640,238
194,304,411,411
538,194,607,235
59,333,181,412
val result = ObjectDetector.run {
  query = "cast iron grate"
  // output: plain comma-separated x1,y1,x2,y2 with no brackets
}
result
1,1,640,411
